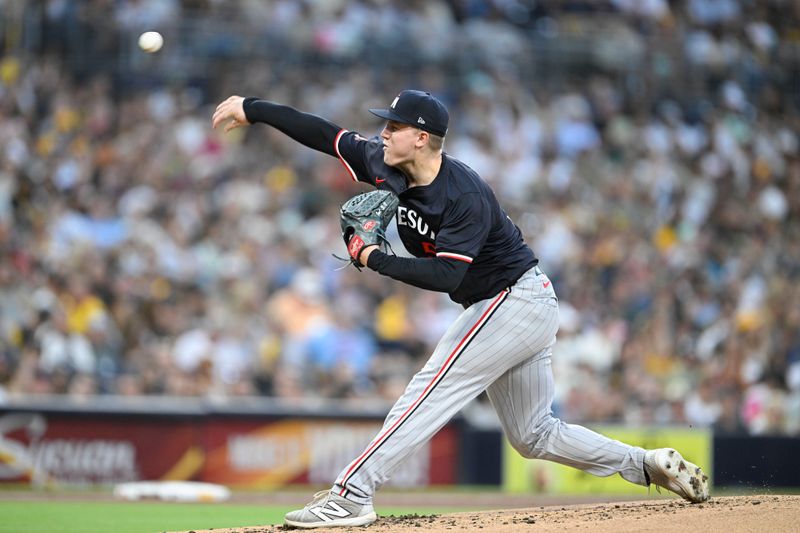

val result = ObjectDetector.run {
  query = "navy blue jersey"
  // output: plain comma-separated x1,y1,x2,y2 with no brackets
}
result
335,130,537,306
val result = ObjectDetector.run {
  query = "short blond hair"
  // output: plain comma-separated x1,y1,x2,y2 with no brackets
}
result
427,133,445,152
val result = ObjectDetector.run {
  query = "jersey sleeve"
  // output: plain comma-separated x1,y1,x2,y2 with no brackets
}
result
434,193,490,264
242,98,341,156
334,130,384,186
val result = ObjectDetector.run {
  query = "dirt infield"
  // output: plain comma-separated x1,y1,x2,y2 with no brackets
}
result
175,495,800,533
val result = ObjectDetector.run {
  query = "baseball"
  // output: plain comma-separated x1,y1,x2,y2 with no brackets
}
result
138,31,163,53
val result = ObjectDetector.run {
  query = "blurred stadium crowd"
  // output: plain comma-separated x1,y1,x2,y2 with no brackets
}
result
0,0,798,436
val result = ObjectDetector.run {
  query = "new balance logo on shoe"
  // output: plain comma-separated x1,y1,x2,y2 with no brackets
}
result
284,489,377,528
309,501,351,522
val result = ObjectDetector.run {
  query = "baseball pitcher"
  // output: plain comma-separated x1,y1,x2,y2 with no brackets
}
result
212,90,709,529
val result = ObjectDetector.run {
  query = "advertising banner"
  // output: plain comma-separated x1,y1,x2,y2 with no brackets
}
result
0,409,458,489
201,418,457,489
0,412,198,485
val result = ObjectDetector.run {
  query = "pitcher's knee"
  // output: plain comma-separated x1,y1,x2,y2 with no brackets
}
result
508,415,559,459
507,438,535,459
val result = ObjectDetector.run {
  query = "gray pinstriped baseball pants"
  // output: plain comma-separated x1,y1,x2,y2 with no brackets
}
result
333,266,648,503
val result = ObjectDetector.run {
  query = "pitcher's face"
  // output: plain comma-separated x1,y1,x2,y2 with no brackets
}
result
380,121,421,167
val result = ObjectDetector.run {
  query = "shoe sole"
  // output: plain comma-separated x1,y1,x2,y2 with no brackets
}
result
285,512,378,529
652,448,710,503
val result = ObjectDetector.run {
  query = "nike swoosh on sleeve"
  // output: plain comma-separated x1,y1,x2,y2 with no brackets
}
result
375,177,386,183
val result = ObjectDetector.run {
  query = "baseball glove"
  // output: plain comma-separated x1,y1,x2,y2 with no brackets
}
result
338,190,399,270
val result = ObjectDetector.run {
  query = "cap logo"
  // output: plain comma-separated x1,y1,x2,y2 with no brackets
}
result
390,96,399,109
417,117,426,124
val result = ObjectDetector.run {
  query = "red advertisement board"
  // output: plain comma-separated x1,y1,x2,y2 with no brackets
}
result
201,418,457,488
0,410,457,488
0,412,198,485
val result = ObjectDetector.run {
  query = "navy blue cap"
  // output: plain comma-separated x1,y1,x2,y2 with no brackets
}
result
369,90,449,137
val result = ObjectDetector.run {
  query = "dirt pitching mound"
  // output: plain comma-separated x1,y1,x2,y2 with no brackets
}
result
175,495,800,533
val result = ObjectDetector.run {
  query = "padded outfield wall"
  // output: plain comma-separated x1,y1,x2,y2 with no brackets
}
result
1,398,796,490
0,397,456,489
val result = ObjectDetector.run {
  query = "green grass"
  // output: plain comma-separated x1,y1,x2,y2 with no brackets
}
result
0,501,467,533
3,488,798,533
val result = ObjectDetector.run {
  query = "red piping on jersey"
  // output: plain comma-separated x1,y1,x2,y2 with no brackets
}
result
334,129,359,182
337,288,509,495
436,252,473,263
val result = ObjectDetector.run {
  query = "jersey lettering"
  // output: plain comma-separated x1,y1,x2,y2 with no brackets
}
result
397,206,435,240
421,242,436,256
310,501,351,522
